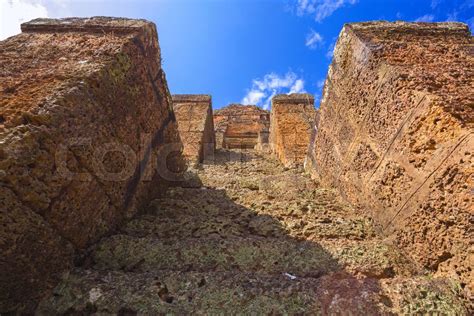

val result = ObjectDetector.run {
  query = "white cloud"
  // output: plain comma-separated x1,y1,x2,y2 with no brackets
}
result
0,0,74,40
289,79,305,94
241,90,266,105
316,79,325,89
431,0,441,9
314,93,320,104
467,17,474,32
446,11,458,21
296,0,358,22
305,29,323,49
326,37,337,59
1,0,48,40
414,14,435,22
296,0,314,15
463,0,474,8
241,71,306,110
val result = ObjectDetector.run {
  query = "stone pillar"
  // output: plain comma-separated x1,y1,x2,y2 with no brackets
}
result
269,94,316,167
172,94,216,164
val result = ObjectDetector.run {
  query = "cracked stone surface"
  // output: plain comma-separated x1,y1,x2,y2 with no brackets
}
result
172,95,215,163
213,104,270,149
0,17,185,312
269,93,317,167
38,150,469,314
308,21,473,298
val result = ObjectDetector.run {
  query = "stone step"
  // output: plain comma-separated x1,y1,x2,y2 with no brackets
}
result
90,235,417,279
37,269,467,315
124,189,377,241
123,211,376,241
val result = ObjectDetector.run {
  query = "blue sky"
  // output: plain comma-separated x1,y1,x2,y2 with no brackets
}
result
1,0,473,109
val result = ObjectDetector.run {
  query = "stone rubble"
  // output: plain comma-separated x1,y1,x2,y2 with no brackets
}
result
37,150,467,314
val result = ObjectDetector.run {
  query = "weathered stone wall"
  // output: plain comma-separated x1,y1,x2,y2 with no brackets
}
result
224,122,261,149
308,22,473,295
270,94,317,167
172,95,215,163
255,129,270,152
0,17,185,312
213,104,270,149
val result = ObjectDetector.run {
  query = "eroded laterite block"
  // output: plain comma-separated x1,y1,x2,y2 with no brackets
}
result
172,94,216,163
309,21,473,295
270,94,317,167
213,104,270,149
0,17,185,312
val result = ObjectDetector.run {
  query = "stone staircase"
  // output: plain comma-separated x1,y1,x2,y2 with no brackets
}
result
37,150,468,314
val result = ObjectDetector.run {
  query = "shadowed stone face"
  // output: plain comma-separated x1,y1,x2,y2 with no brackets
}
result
307,21,473,296
0,17,185,312
36,149,468,314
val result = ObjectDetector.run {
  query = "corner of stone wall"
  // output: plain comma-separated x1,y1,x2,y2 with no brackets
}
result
309,21,473,296
0,17,185,312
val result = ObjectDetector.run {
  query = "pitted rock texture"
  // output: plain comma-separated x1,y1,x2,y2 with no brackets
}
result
213,104,270,149
270,94,317,167
38,149,468,314
0,17,185,312
172,95,215,163
307,21,473,299
255,129,270,152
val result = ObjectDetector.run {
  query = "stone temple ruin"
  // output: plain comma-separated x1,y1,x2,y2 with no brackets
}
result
213,104,270,149
0,17,472,314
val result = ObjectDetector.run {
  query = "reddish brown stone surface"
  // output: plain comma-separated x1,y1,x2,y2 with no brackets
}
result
0,17,185,312
270,94,317,167
172,95,215,163
36,149,468,314
307,21,473,297
255,129,270,152
213,104,270,149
